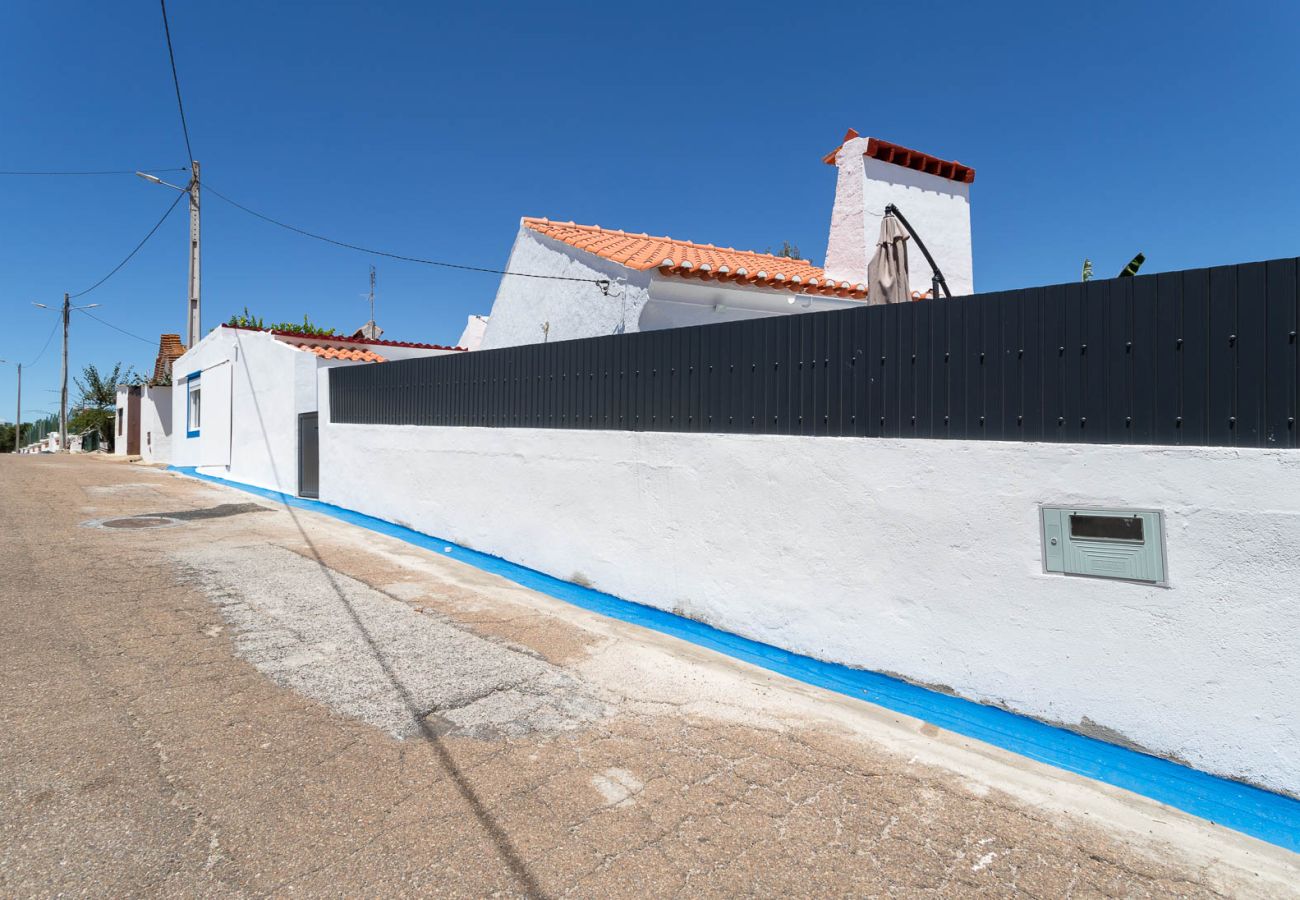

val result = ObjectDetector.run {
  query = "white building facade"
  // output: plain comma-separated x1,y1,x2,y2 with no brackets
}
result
170,325,461,494
477,130,975,350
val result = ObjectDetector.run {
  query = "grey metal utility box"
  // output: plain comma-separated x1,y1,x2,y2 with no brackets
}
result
1040,506,1166,585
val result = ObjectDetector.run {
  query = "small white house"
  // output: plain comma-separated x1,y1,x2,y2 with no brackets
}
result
477,130,975,350
115,334,186,460
170,324,462,495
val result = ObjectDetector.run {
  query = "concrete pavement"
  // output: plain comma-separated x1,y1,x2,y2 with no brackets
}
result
1,454,1296,897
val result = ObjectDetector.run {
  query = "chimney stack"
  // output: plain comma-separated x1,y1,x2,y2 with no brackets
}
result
823,130,975,297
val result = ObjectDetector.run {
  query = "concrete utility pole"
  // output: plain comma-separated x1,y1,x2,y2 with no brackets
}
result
60,293,69,452
186,160,201,348
15,363,20,453
137,162,200,346
31,296,99,452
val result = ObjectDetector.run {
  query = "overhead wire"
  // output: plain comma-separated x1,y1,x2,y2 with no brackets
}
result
69,188,187,299
0,167,188,177
204,183,611,292
77,309,157,346
26,317,61,368
159,0,194,164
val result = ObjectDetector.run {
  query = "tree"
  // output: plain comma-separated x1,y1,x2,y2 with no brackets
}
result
765,241,803,260
73,362,139,450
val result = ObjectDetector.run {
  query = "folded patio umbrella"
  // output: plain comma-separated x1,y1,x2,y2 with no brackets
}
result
867,213,911,305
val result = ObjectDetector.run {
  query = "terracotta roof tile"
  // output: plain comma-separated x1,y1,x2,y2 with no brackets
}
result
220,324,466,351
522,219,868,299
300,344,386,363
822,129,975,184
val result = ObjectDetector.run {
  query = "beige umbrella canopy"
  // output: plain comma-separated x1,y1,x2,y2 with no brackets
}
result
867,213,911,305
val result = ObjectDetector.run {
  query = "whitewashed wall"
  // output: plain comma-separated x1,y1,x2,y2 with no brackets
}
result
172,327,460,493
172,328,300,492
112,386,133,455
317,413,1300,798
479,227,653,350
140,385,172,464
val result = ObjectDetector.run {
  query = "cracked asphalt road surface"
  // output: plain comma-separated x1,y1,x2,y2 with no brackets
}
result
2,455,1296,897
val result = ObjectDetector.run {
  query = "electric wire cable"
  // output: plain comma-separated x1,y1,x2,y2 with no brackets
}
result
76,309,157,346
159,0,194,164
0,167,189,176
204,183,611,291
69,189,186,299
26,317,60,368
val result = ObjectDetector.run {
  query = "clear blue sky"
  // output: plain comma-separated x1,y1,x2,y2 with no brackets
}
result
2,1,1298,419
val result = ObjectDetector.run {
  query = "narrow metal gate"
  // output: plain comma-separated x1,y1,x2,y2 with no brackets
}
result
297,412,319,498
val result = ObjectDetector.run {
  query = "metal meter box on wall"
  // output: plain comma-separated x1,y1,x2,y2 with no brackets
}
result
1040,506,1167,585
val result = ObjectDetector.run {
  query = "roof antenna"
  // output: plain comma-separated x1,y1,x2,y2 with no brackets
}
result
354,265,383,340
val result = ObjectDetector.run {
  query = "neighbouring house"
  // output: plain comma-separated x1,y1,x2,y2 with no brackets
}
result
476,130,974,350
169,324,463,495
113,384,142,455
115,333,186,461
457,314,488,351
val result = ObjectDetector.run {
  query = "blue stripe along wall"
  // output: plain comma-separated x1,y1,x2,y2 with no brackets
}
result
170,466,1300,852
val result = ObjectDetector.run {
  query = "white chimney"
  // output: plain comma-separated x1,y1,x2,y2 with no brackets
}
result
823,130,975,297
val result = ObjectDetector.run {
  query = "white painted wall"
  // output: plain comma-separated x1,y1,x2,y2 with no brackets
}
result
825,137,974,297
457,315,489,351
113,386,132,456
318,418,1300,798
479,227,654,350
172,327,460,494
140,385,173,464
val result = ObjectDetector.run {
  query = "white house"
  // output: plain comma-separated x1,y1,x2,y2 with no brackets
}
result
477,130,975,350
115,333,186,461
170,324,462,494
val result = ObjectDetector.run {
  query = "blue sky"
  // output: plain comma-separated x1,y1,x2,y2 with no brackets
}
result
2,1,1298,419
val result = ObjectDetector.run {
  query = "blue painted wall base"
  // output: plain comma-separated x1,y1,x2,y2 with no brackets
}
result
168,466,1300,853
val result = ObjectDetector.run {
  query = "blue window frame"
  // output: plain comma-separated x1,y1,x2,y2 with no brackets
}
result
186,371,202,438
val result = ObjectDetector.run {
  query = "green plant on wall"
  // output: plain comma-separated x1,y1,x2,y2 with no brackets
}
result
225,308,335,336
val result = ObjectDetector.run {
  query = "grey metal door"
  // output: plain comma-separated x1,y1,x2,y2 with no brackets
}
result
298,412,319,498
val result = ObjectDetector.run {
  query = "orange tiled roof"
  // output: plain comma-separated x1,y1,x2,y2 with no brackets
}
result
822,129,975,184
523,218,869,299
299,343,386,363
151,333,186,385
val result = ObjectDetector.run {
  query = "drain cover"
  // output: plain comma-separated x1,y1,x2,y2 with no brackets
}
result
102,516,177,529
83,515,181,530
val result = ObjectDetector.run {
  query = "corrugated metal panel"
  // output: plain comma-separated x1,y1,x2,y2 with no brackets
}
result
327,258,1300,449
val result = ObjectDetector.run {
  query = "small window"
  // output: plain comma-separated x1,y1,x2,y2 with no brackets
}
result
186,375,202,437
117,408,124,435
1069,513,1144,543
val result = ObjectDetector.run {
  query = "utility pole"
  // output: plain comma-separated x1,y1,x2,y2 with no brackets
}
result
14,363,20,453
187,160,201,348
60,293,69,453
137,163,199,346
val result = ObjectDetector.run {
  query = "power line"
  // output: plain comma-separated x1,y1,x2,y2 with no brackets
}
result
77,309,156,346
204,183,611,292
70,189,186,299
0,167,188,177
159,0,194,163
26,318,60,368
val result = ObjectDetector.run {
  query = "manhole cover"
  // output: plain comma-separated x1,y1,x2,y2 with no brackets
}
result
102,516,176,529
83,516,181,530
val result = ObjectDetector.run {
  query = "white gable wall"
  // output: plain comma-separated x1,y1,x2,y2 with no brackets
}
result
479,227,653,350
140,385,173,464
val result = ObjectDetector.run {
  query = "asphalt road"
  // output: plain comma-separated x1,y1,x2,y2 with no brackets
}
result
1,455,1295,898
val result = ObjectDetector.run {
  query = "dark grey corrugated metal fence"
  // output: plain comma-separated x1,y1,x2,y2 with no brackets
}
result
330,257,1300,448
